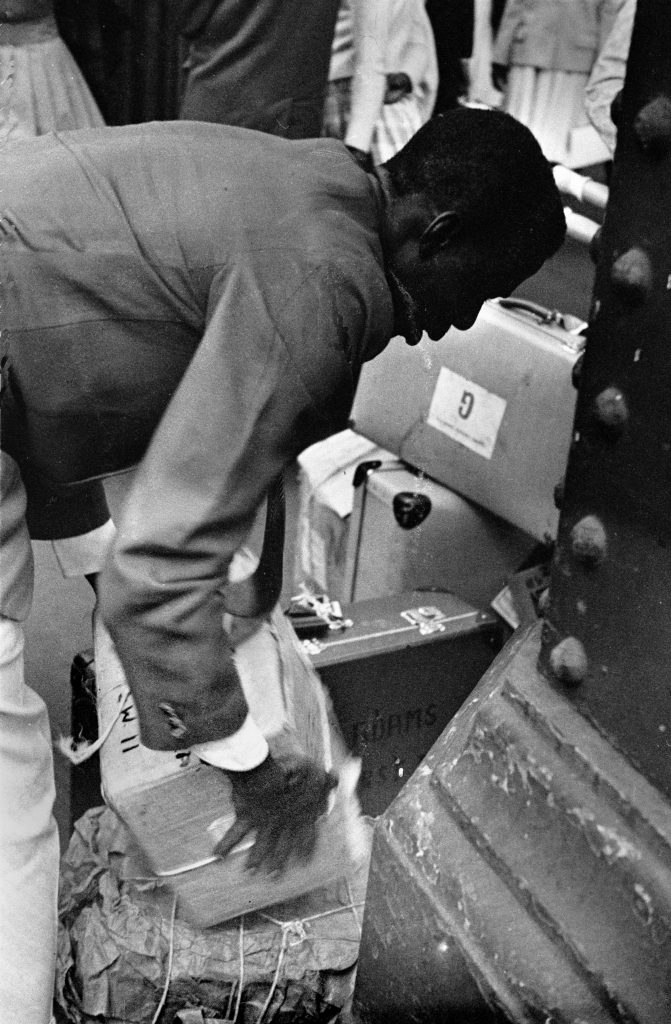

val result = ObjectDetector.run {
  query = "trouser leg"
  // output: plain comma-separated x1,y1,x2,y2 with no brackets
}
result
0,454,58,1024
0,620,59,1024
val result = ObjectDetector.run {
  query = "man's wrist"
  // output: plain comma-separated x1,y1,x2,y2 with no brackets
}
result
192,713,269,771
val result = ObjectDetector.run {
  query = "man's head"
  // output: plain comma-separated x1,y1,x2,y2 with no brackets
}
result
379,107,566,344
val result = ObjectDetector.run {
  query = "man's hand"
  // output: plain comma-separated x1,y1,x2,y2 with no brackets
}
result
215,754,338,875
384,72,412,104
492,63,509,93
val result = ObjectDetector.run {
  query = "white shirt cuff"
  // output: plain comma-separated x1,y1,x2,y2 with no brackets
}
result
52,519,117,578
192,713,269,771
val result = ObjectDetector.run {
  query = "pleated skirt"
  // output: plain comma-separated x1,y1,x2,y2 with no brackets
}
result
504,65,610,168
0,14,104,143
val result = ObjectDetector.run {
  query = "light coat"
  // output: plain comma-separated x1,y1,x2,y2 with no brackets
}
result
494,0,624,73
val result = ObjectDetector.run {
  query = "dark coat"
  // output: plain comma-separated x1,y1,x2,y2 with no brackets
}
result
176,0,340,138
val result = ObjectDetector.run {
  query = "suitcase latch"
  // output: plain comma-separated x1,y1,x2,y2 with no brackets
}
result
401,605,448,635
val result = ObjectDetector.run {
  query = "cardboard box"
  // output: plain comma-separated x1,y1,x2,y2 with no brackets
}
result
343,459,536,609
305,591,502,815
295,429,394,599
350,298,585,541
97,551,366,927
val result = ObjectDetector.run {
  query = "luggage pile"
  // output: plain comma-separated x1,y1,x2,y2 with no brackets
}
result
293,291,588,814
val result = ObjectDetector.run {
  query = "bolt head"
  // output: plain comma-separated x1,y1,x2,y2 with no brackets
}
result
550,637,589,685
611,247,653,304
592,386,628,438
634,95,671,157
570,515,608,566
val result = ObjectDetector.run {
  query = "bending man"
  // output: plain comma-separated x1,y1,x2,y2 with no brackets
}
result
0,108,565,1023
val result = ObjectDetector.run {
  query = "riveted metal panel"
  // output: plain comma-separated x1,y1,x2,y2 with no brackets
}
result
539,0,671,796
354,627,671,1023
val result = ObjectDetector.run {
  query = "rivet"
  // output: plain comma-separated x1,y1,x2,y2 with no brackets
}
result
593,386,628,437
550,637,589,685
611,247,653,304
634,95,671,157
571,515,608,566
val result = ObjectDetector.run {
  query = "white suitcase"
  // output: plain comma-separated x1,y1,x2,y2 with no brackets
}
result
294,429,395,600
350,298,585,541
342,460,537,609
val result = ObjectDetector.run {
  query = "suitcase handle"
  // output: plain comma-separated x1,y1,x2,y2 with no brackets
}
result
496,298,587,339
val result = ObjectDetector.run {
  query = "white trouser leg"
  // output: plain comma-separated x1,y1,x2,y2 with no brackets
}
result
0,618,59,1024
51,518,116,578
0,454,58,1024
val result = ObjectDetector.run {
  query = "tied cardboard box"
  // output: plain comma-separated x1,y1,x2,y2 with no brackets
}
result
295,429,394,600
305,591,503,815
96,555,366,927
351,298,585,541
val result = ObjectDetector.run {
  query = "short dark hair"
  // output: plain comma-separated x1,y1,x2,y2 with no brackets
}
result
384,107,566,276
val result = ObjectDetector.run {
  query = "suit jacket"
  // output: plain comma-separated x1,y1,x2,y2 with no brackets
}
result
0,0,53,20
493,0,624,74
1,121,393,749
176,0,340,138
584,0,636,153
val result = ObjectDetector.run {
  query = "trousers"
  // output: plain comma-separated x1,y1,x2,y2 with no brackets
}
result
0,453,113,1023
0,454,59,1024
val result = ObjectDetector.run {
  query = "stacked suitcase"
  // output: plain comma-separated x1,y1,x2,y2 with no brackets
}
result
297,297,585,608
293,296,586,813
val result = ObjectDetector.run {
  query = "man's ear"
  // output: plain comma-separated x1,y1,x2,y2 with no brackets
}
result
419,210,461,259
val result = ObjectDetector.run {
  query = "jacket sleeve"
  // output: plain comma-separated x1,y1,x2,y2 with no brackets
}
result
586,0,636,154
398,10,439,96
345,0,390,153
492,0,525,65
98,260,356,751
596,0,632,53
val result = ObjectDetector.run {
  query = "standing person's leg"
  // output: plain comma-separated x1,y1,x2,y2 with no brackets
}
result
0,453,59,1024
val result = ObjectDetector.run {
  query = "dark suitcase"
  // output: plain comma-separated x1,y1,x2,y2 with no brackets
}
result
343,459,536,609
304,590,502,815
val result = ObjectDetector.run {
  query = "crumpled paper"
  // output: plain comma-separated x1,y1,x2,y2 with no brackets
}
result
56,807,371,1024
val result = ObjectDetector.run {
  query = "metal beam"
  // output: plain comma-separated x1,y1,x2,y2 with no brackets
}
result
540,0,671,797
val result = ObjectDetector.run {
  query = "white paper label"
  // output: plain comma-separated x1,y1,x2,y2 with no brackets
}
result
427,367,506,460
